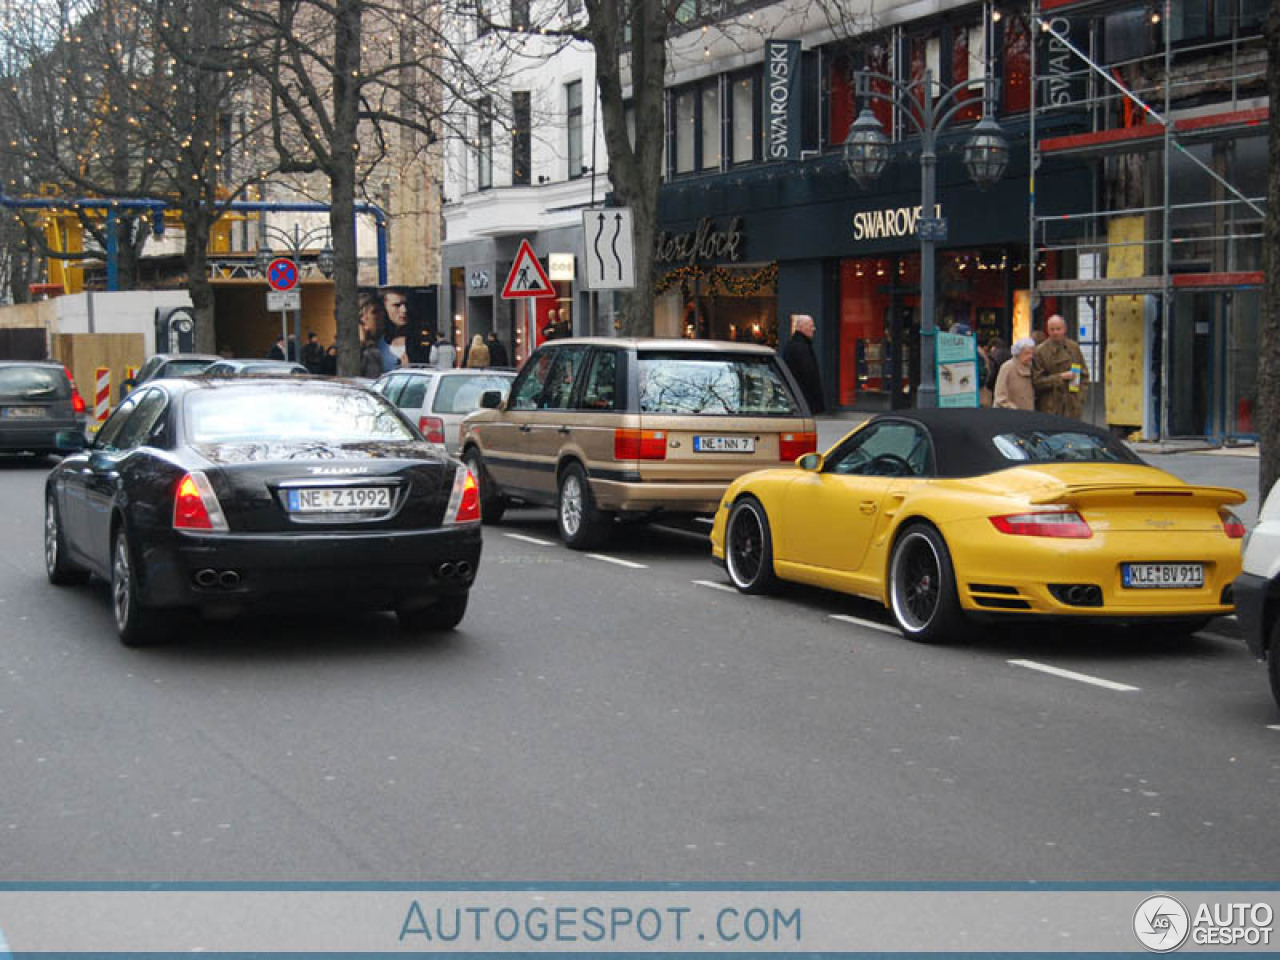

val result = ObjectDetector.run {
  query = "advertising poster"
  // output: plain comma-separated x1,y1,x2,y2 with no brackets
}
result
936,330,980,407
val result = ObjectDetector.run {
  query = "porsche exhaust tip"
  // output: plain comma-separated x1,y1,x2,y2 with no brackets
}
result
1050,583,1103,607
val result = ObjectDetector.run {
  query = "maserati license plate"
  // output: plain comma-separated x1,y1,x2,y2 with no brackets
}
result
287,487,391,514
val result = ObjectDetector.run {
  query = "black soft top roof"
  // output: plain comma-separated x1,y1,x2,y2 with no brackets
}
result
865,408,1141,478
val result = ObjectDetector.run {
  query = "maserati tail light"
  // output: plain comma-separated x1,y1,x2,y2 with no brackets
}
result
444,466,481,525
173,471,229,531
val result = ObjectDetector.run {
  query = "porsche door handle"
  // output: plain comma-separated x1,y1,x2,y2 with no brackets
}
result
859,500,878,514
518,425,533,433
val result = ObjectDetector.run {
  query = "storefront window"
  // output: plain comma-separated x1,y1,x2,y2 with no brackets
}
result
730,72,758,164
701,82,721,170
1000,11,1032,114
950,18,985,124
667,264,778,345
674,88,696,174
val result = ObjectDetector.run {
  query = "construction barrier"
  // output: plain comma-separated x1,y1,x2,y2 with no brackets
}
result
121,365,139,400
94,367,111,423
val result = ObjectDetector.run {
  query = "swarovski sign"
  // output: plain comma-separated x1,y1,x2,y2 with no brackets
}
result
853,204,944,241
764,39,802,161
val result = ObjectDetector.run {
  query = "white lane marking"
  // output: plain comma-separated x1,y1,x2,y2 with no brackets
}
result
694,517,714,525
650,524,710,542
502,532,554,546
829,614,900,636
692,579,738,594
1008,659,1140,692
587,553,649,570
1268,725,1280,733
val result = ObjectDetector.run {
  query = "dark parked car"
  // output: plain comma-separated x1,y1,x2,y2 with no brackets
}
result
202,359,308,377
120,353,220,398
44,377,482,645
0,361,87,456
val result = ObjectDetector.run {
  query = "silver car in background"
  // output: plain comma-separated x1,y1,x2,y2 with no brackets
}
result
372,367,516,454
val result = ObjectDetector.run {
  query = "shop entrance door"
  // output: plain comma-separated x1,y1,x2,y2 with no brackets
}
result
887,294,919,410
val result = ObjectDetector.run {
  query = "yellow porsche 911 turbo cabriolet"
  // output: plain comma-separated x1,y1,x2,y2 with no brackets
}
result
709,409,1246,642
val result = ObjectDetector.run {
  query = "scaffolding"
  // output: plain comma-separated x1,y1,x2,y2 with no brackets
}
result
1028,0,1266,442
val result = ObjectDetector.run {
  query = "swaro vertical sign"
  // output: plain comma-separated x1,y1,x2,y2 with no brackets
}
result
765,39,802,161
1041,16,1086,106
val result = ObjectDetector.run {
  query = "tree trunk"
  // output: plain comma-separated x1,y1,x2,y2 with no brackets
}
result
331,0,363,377
589,0,669,337
183,208,217,354
1261,6,1280,498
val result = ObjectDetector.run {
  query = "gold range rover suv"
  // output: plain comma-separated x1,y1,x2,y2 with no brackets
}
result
459,338,818,549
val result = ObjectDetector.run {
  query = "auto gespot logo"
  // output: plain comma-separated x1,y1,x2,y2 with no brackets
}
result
1134,895,1274,951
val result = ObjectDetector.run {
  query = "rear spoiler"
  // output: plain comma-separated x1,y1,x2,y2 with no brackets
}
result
1029,483,1246,507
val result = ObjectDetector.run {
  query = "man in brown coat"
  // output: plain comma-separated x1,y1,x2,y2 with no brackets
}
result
1032,314,1089,418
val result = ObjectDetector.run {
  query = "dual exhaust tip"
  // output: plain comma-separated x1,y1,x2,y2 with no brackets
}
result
437,560,473,580
193,568,240,589
1051,583,1104,607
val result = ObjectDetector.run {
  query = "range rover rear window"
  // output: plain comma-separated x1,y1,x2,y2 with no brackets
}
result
637,352,801,416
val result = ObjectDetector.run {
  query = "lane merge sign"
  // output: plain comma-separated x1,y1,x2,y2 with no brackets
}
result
501,240,556,299
581,207,635,290
267,257,299,292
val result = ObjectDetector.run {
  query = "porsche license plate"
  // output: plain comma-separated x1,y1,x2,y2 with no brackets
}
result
1122,563,1204,589
694,435,755,453
287,487,391,513
3,407,45,418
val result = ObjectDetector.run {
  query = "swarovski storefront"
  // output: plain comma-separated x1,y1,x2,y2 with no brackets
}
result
654,143,1087,411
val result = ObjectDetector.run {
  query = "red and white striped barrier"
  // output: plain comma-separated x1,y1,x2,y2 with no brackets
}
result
94,367,111,423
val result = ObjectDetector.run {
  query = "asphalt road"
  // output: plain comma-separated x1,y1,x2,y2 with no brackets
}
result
0,451,1276,883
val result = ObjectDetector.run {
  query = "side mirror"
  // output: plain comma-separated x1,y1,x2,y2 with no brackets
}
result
54,430,87,453
479,390,503,409
796,452,823,471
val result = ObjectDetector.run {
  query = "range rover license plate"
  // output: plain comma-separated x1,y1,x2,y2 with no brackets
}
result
287,487,391,513
1122,563,1203,589
694,435,755,453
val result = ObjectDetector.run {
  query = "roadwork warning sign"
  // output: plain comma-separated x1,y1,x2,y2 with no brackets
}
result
501,240,555,299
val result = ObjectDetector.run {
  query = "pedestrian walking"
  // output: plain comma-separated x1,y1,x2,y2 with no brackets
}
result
267,336,286,361
466,334,491,369
487,332,510,368
780,313,825,415
301,331,325,374
430,332,457,370
320,344,338,376
993,337,1037,411
1032,314,1089,418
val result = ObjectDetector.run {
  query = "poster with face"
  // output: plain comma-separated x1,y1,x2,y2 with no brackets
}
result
936,331,980,408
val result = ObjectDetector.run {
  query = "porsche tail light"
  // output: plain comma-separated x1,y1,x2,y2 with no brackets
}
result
418,415,446,445
1220,509,1246,539
990,509,1092,539
614,428,667,460
780,431,818,461
173,471,229,531
66,371,86,414
444,466,481,525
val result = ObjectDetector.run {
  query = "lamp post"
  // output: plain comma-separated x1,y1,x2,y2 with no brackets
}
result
844,70,1009,408
255,223,334,358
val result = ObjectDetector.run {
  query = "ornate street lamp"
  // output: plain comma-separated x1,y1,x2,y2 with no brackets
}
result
254,245,273,276
963,115,1010,188
317,243,335,279
842,107,890,188
845,69,1008,408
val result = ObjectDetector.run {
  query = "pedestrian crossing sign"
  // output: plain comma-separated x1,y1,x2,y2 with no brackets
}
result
501,240,556,299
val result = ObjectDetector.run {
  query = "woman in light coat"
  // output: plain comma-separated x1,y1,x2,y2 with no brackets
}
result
465,334,491,369
993,337,1037,411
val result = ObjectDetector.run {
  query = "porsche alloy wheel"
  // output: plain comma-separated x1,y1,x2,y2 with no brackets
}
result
888,524,967,643
725,497,776,594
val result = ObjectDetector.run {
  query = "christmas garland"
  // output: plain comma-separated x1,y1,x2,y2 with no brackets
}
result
654,261,779,296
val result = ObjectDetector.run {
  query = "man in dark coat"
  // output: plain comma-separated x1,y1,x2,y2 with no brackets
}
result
486,332,510,368
300,331,326,373
780,313,825,415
